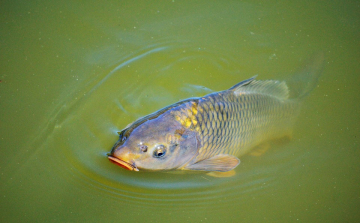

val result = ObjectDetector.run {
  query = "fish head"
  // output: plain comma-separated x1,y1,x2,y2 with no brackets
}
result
108,115,200,171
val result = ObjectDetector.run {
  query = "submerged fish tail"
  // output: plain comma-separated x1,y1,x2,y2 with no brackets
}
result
286,52,324,99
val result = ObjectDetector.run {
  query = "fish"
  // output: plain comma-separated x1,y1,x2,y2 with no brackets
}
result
108,53,324,173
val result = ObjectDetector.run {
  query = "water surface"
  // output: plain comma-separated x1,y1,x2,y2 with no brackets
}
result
1,0,359,222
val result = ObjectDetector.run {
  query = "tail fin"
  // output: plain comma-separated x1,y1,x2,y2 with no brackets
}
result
286,52,325,99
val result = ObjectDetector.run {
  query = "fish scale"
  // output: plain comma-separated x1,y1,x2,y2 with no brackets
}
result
172,90,298,162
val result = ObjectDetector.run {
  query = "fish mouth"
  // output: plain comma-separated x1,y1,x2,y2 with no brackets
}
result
108,156,139,171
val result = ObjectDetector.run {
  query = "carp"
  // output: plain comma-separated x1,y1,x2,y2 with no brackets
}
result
108,53,324,173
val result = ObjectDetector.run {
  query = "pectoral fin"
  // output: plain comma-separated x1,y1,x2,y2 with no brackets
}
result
184,154,240,172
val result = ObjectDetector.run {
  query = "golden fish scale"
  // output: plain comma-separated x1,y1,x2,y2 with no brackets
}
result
171,90,298,162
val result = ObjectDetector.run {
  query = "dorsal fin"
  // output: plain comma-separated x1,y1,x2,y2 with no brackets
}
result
230,76,289,100
228,75,257,91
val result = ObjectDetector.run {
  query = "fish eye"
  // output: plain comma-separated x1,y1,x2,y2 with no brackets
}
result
153,145,166,158
139,145,148,152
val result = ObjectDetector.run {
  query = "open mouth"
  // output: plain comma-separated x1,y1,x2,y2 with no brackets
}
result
108,156,139,171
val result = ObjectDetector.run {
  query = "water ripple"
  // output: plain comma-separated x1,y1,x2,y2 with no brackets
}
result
33,41,304,208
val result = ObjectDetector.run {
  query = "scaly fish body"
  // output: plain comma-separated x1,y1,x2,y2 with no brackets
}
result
108,53,324,172
172,83,299,164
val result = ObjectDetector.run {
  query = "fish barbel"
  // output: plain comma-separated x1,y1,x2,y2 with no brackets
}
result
108,53,324,172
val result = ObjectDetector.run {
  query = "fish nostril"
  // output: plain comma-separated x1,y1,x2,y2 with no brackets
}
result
140,145,148,152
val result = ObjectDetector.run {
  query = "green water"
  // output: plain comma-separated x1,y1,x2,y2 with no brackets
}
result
1,0,359,222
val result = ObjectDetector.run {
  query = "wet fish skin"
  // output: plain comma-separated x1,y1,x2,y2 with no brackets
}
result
176,80,299,166
108,53,324,172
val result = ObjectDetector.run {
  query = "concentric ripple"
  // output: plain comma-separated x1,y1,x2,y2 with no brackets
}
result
31,42,306,209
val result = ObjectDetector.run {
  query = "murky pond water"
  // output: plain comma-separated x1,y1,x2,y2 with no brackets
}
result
1,0,359,222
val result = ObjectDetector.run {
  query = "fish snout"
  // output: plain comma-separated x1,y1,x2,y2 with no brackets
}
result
108,146,139,171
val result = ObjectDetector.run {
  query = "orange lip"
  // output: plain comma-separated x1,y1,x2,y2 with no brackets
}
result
108,156,139,171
